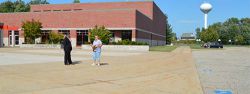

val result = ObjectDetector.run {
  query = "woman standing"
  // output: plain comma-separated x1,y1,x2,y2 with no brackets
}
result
91,36,102,66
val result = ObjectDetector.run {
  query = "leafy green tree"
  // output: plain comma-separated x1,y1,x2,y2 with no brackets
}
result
200,28,219,42
165,16,174,44
29,0,49,5
49,32,64,44
195,28,201,39
73,0,80,3
197,17,250,45
89,25,112,44
22,19,42,44
234,35,244,45
0,0,15,13
14,0,29,12
0,0,47,13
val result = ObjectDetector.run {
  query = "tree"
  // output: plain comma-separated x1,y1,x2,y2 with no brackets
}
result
195,28,201,39
89,25,112,44
0,0,46,13
22,19,42,44
73,0,80,3
234,35,244,45
0,0,15,13
165,16,174,44
14,0,29,12
200,28,219,42
196,17,250,45
29,0,49,5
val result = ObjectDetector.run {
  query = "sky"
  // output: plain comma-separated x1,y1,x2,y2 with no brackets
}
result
1,0,250,37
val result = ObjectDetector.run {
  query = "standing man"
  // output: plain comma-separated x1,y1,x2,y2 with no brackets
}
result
91,36,102,66
62,35,73,65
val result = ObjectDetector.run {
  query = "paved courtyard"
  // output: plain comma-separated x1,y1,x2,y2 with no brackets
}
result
193,47,250,94
0,47,202,94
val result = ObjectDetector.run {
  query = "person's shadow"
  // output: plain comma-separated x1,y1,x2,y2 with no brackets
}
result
71,61,109,66
100,63,109,66
72,61,82,65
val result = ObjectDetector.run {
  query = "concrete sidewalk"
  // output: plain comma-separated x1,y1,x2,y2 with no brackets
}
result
0,46,203,94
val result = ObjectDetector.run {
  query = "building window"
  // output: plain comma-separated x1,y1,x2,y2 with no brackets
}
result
109,31,115,42
74,9,82,11
63,9,72,11
33,10,41,12
53,10,61,12
43,10,51,12
121,30,132,41
76,30,88,46
41,30,51,43
58,30,70,37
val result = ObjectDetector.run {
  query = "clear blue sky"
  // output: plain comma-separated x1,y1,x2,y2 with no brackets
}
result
2,0,250,37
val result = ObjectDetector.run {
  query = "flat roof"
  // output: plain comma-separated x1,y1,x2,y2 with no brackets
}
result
0,8,135,14
30,1,153,6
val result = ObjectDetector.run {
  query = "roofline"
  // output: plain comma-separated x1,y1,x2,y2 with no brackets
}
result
0,8,136,14
30,0,154,6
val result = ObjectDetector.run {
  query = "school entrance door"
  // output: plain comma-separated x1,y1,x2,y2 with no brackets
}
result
76,30,88,46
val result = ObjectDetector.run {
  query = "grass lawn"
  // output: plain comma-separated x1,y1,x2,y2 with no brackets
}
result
189,44,204,49
149,46,178,52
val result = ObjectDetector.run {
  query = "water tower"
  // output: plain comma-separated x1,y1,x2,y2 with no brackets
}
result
200,2,212,29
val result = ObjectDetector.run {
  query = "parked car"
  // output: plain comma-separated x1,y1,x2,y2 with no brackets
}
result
203,42,223,48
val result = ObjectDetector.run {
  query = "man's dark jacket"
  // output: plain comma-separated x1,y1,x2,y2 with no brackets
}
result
63,37,72,52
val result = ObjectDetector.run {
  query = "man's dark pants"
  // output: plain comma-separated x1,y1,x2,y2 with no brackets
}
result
64,50,72,65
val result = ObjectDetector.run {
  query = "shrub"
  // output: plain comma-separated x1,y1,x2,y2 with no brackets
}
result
114,40,148,45
48,32,64,44
89,25,112,44
22,19,42,44
176,40,196,44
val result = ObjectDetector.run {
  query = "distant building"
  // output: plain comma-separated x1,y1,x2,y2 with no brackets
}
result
181,33,195,40
0,1,166,47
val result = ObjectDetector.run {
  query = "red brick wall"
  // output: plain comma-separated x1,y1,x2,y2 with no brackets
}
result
31,1,153,19
0,1,166,42
136,10,153,32
0,10,136,29
70,30,76,38
153,2,166,37
3,30,8,38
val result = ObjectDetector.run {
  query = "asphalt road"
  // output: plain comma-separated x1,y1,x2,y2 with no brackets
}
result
193,47,250,94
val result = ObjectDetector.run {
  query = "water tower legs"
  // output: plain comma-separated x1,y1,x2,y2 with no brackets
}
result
204,13,208,29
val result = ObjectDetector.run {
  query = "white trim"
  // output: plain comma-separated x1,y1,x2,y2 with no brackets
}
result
135,28,166,38
18,27,166,38
39,28,135,31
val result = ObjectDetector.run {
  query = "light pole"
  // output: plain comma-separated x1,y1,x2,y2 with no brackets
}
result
229,39,232,45
218,39,221,44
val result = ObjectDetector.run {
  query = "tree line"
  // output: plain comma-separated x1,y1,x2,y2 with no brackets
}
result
165,15,176,44
0,0,49,13
196,17,250,45
0,0,81,13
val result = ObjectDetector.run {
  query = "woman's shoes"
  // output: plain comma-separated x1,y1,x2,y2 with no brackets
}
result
92,63,101,66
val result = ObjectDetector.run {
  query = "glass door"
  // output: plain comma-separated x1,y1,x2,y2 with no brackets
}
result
9,31,19,46
76,30,88,46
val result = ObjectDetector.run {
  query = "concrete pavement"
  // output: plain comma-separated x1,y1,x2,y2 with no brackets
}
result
0,47,203,94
